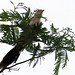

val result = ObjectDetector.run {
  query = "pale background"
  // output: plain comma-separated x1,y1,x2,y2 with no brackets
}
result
0,0,75,75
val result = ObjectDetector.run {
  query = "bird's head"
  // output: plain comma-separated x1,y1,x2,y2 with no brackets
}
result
34,9,44,18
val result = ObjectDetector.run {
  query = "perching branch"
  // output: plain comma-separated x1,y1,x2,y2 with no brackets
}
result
0,55,43,73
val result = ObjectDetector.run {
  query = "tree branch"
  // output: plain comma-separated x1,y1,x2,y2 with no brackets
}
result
6,55,42,69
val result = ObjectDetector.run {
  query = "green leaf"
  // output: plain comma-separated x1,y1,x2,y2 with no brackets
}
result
54,57,61,75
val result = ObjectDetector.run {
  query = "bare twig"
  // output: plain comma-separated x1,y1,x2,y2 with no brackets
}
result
6,55,42,69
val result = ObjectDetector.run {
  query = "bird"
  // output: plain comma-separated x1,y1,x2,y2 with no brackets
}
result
0,9,44,72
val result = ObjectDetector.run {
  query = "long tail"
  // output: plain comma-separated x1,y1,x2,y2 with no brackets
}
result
0,44,22,73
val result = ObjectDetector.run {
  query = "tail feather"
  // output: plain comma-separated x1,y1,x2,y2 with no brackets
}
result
0,45,21,73
0,62,6,73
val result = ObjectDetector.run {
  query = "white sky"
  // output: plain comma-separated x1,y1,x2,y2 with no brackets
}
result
0,0,75,75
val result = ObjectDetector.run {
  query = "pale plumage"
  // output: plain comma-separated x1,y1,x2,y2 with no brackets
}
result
29,9,44,25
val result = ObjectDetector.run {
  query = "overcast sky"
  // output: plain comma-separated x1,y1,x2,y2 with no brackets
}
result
0,0,75,75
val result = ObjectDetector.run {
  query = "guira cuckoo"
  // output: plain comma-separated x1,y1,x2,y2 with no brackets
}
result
0,9,44,72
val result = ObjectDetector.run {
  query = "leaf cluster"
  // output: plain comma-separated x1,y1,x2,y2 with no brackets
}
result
0,2,75,75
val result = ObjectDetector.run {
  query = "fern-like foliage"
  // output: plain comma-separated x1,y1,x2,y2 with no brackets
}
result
0,2,75,75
